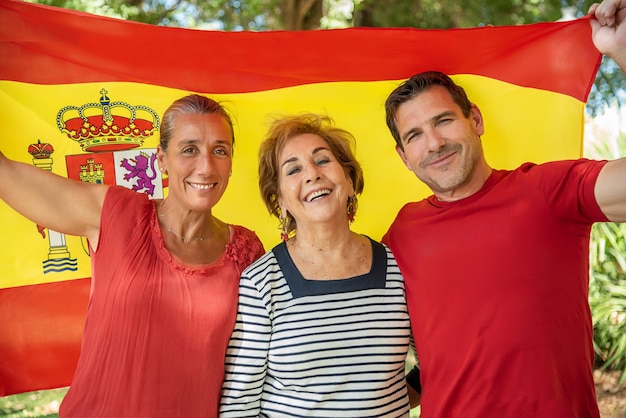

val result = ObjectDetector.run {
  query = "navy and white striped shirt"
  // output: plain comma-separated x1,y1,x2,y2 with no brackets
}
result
220,238,411,417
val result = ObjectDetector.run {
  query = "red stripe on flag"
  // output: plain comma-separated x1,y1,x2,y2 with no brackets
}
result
0,0,600,101
0,279,89,396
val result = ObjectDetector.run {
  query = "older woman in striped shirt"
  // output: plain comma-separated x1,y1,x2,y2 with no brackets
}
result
219,113,414,418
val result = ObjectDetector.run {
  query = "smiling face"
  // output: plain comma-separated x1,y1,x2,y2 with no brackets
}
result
277,133,354,229
157,112,233,212
395,85,490,201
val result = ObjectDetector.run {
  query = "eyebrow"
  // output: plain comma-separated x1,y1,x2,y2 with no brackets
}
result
178,138,232,147
400,110,456,143
280,146,330,168
214,139,233,148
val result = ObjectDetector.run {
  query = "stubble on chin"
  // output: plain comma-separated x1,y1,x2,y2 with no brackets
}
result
416,144,467,194
419,171,465,196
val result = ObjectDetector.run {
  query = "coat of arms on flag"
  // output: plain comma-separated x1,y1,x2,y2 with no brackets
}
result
23,89,165,277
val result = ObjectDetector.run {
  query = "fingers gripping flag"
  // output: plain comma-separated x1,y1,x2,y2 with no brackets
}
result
0,0,600,395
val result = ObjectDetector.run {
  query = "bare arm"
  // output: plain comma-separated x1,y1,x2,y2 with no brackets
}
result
0,151,108,243
588,2,626,221
594,158,626,222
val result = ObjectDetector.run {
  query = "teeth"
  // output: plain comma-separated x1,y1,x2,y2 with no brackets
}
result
189,182,214,190
306,189,331,202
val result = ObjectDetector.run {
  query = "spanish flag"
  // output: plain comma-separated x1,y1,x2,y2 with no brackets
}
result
0,0,601,395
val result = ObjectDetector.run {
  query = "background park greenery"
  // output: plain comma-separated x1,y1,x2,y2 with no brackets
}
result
2,0,625,416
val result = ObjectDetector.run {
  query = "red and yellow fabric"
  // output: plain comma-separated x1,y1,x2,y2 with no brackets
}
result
0,0,601,395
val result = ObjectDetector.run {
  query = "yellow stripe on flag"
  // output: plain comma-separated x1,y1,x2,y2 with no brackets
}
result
1,75,585,289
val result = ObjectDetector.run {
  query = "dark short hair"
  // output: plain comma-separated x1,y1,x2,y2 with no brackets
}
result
159,94,235,152
258,113,364,235
385,71,472,150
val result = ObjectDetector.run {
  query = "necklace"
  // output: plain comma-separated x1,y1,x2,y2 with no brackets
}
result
158,200,209,243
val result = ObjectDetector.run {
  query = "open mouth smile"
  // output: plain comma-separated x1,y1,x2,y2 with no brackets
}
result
188,182,215,190
305,188,331,202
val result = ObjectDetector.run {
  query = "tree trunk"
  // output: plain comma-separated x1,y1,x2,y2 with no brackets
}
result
280,0,324,30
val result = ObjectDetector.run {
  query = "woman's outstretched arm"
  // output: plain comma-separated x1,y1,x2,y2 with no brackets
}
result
0,150,108,244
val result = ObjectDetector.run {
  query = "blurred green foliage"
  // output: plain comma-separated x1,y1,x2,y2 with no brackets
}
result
587,132,626,385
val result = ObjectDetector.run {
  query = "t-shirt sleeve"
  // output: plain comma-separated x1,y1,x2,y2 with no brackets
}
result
526,159,609,223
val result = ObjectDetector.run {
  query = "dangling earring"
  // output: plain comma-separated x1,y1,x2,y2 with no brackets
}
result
279,211,290,242
347,195,357,224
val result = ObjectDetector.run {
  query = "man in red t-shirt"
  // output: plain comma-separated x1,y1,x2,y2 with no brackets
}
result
383,1,626,417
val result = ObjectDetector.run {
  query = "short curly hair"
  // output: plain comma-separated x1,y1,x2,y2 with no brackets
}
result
258,113,364,235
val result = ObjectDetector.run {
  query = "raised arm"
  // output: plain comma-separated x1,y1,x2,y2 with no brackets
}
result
0,151,107,244
588,1,626,222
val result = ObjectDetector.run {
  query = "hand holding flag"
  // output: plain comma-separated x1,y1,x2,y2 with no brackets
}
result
589,0,626,69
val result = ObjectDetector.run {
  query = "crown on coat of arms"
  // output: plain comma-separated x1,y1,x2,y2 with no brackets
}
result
56,89,161,153
28,140,54,159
